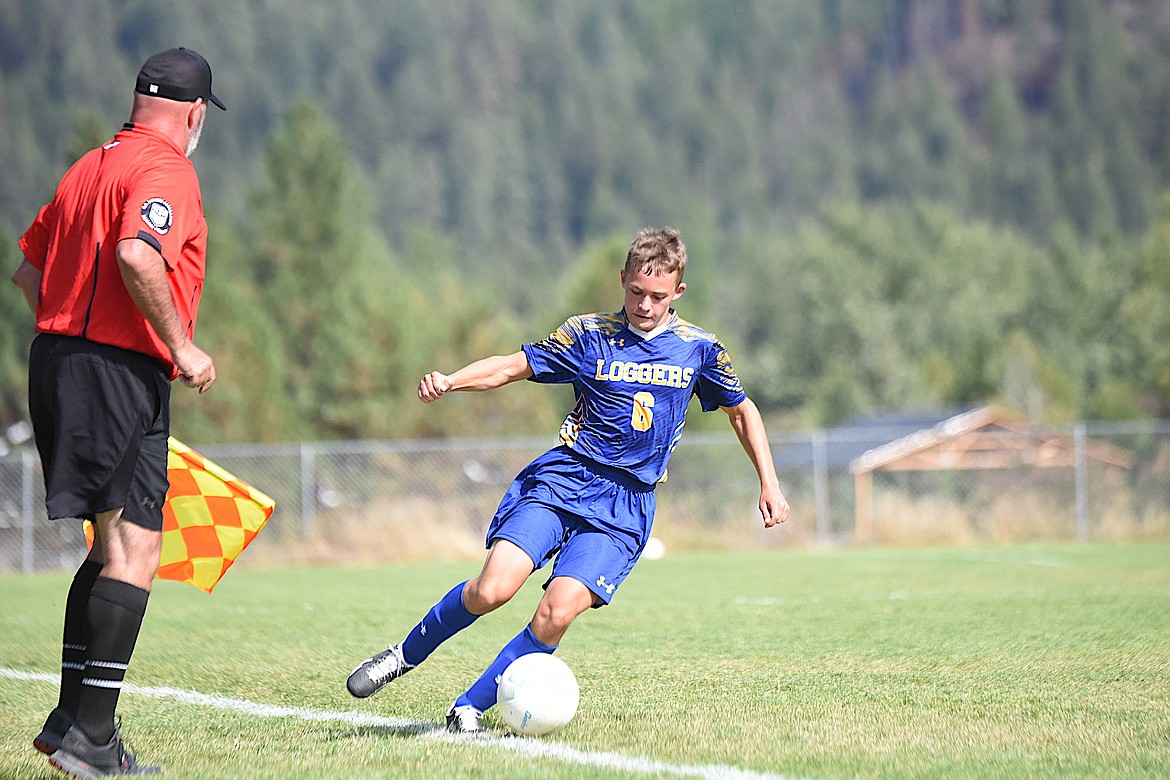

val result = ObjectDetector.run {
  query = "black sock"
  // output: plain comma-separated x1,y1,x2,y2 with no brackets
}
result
57,559,103,722
74,577,149,744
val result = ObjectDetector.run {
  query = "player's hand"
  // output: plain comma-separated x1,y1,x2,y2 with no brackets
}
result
418,371,453,403
760,485,790,529
175,342,216,394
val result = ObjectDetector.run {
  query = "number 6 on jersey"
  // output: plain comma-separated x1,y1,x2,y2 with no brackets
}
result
631,391,655,431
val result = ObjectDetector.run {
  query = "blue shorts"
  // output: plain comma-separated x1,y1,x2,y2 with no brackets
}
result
486,447,656,606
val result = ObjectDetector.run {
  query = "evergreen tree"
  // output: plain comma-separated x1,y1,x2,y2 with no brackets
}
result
1122,193,1170,416
0,226,34,429
4,0,1169,436
240,101,393,439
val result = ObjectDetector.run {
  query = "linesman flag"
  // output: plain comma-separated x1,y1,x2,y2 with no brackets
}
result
86,437,275,593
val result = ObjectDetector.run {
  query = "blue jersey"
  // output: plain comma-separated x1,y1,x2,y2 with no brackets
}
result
522,310,746,486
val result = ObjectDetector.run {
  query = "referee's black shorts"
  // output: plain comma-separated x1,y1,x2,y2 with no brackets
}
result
28,334,171,531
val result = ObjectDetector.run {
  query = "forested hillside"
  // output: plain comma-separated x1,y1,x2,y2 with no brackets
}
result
1,0,1169,443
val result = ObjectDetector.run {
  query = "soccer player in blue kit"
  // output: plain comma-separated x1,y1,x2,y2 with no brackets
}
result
347,227,789,733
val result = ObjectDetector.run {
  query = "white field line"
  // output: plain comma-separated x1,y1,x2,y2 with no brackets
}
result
2,667,798,780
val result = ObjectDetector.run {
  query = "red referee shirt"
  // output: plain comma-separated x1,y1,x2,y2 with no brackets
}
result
19,122,208,379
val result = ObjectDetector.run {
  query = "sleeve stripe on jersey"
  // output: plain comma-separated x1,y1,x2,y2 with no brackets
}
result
135,229,163,255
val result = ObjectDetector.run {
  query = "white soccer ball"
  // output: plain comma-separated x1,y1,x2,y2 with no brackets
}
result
642,536,666,560
496,652,579,736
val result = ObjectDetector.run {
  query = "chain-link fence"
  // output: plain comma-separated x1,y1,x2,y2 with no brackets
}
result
2,419,1169,575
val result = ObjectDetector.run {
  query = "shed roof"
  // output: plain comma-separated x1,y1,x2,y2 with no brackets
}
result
773,405,1133,473
773,405,984,471
849,406,1133,474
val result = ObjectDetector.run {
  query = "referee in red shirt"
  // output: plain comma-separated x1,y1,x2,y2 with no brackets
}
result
10,47,224,778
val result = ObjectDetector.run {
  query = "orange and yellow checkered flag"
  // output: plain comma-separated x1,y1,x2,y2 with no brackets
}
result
158,437,275,592
86,437,275,593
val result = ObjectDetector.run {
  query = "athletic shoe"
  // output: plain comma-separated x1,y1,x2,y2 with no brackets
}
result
34,707,73,755
445,704,486,735
347,643,414,698
48,722,160,777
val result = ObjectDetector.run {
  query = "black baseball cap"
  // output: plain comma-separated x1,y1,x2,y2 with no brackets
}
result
135,47,226,110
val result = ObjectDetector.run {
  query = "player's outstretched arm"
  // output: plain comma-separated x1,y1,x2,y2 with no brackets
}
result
722,397,790,528
418,351,534,403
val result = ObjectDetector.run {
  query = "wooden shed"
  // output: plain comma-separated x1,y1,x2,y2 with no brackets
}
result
848,406,1133,540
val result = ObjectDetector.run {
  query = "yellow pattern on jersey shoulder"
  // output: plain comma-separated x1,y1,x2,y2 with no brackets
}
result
670,317,719,344
551,312,626,346
578,312,627,336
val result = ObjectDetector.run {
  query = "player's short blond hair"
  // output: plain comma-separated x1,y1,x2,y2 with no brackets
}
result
624,227,687,281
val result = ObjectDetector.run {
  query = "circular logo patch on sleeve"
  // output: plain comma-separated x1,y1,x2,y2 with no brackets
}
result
141,197,174,235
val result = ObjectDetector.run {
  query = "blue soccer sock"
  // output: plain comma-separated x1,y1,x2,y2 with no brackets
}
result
400,581,478,666
456,624,556,713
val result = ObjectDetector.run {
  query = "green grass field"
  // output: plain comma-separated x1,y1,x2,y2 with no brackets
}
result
2,543,1168,779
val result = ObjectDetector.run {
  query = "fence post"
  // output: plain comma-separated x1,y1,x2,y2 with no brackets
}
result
812,429,830,542
21,447,35,574
300,441,316,539
1074,423,1088,541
